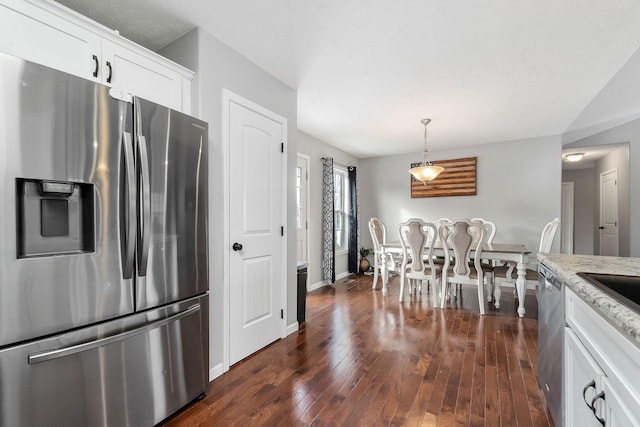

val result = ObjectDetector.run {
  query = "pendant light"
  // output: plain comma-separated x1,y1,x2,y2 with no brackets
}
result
408,118,444,184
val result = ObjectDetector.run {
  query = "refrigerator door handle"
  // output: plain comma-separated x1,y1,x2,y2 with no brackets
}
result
121,131,136,279
134,99,151,276
137,133,151,276
27,304,201,365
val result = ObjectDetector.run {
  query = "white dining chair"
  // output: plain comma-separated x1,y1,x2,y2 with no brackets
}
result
440,219,493,315
471,218,497,245
471,218,497,300
491,218,561,306
369,217,400,290
398,219,443,303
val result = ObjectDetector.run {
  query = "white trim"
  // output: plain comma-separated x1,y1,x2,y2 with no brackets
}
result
561,181,575,254
221,89,288,373
335,271,352,281
286,322,299,336
209,363,224,382
599,167,619,256
296,152,311,280
307,271,352,292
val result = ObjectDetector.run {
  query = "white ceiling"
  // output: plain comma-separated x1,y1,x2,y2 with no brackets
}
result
562,143,627,170
56,0,640,159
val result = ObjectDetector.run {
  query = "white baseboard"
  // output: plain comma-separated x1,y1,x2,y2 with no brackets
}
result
307,271,353,292
335,271,351,281
286,322,299,335
209,363,224,382
308,280,326,292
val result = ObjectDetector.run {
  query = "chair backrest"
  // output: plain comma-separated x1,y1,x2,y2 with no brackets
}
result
434,217,451,244
471,218,497,245
398,218,438,274
440,219,484,278
369,217,386,252
539,218,561,252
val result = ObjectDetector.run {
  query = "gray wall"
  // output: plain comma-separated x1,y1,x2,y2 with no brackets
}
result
359,135,563,263
562,168,596,255
297,131,359,288
565,120,638,256
161,28,298,377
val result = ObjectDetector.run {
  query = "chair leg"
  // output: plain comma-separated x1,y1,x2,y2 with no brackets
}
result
440,276,448,308
477,281,485,315
399,270,406,302
372,257,379,290
382,266,389,296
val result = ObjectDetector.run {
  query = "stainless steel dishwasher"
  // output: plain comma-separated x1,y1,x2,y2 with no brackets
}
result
538,263,565,427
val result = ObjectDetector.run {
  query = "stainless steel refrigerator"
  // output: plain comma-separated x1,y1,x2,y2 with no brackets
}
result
0,52,209,426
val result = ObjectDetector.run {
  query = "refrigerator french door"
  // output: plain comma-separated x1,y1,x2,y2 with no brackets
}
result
0,52,208,426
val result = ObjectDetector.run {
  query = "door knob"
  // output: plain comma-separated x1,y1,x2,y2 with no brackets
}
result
598,226,604,230
232,242,243,251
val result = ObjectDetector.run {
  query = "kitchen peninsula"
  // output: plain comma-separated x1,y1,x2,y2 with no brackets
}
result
537,253,640,426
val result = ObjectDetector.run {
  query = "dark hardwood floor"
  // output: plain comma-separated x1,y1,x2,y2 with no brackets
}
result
162,274,554,426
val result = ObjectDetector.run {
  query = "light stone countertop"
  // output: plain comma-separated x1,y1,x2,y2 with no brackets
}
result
537,253,640,348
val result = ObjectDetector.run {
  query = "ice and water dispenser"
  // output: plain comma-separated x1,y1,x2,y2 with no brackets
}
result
16,178,94,257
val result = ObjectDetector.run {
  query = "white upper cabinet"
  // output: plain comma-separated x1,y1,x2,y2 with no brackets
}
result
0,0,192,112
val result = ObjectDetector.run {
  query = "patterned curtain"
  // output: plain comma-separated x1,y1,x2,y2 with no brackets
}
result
321,158,335,284
348,166,358,273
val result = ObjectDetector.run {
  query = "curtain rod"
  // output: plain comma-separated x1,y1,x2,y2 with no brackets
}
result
321,158,352,169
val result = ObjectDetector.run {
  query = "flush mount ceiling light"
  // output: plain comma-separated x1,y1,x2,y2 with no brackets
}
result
565,152,585,162
408,118,444,184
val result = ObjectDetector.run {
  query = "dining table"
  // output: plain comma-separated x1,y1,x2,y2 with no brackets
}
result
377,241,532,318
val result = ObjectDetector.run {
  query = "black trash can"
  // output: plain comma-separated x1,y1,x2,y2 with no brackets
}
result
297,262,308,324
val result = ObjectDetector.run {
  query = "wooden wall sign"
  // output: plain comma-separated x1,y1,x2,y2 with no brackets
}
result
410,157,477,198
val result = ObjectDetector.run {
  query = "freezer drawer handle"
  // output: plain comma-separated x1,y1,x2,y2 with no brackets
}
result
27,304,200,365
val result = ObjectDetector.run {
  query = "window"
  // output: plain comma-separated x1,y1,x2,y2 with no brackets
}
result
334,167,349,252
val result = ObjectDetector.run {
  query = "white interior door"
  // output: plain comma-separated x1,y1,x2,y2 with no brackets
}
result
296,154,309,263
227,95,286,366
561,182,574,254
599,168,618,256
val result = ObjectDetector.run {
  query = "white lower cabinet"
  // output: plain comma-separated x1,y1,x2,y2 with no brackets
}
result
601,377,639,427
564,328,605,426
0,0,192,112
564,288,640,427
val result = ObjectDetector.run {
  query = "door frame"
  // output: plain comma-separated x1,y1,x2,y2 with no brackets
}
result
561,181,574,254
296,152,310,267
221,89,288,373
599,167,618,256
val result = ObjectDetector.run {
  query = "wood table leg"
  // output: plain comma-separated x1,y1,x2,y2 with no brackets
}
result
516,263,527,317
493,274,501,309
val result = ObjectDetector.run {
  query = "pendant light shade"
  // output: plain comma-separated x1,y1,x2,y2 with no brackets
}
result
409,118,443,184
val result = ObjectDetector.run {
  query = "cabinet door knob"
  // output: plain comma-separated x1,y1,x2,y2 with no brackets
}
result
232,242,243,251
92,55,99,77
590,391,606,426
582,379,596,409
